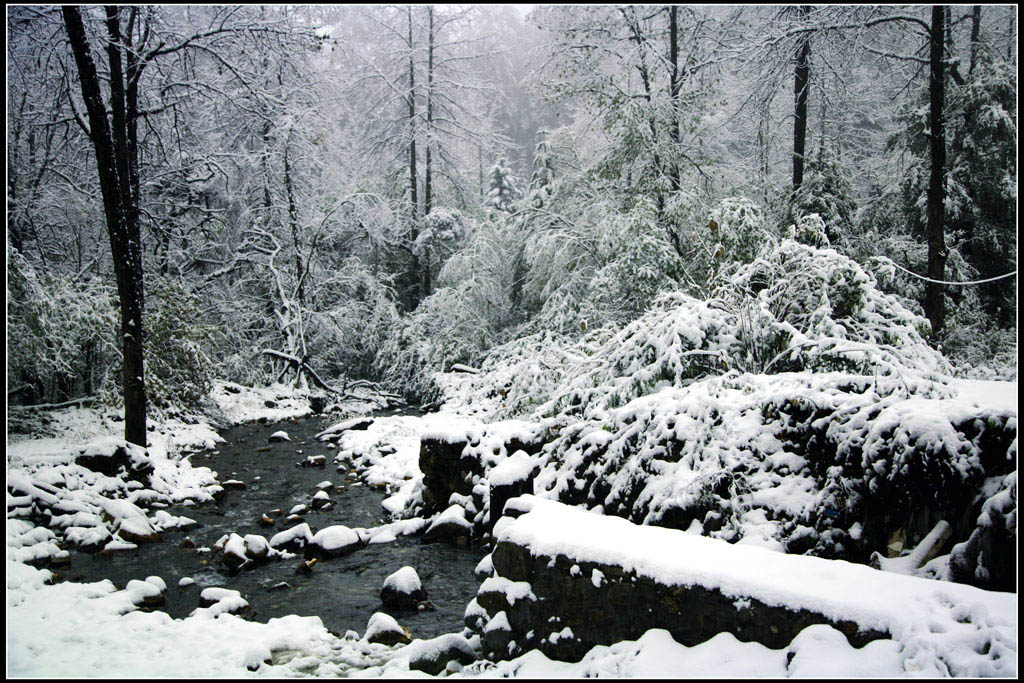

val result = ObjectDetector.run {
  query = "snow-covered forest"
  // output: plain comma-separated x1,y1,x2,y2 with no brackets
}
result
6,4,1018,678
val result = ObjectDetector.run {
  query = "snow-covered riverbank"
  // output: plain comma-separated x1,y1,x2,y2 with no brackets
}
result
7,379,1018,677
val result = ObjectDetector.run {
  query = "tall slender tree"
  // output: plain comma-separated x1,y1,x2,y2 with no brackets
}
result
62,6,147,445
924,5,947,334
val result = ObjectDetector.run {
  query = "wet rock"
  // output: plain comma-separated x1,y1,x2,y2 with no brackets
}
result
222,479,246,490
418,435,481,516
244,534,271,561
381,566,427,610
422,504,472,546
268,581,291,591
270,523,314,553
309,394,327,414
407,634,476,675
295,558,318,575
258,514,275,528
215,533,249,570
303,455,327,468
268,431,290,443
179,537,196,549
364,612,412,646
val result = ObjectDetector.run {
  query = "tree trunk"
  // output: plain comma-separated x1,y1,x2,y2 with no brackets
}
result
425,6,434,217
969,5,981,74
925,5,947,336
667,5,681,193
283,141,304,305
423,6,435,300
63,6,148,446
406,7,421,309
792,6,811,193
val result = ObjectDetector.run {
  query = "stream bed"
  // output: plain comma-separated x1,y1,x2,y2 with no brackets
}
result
58,413,486,640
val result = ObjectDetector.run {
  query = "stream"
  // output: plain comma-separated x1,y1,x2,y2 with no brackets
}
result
58,413,486,639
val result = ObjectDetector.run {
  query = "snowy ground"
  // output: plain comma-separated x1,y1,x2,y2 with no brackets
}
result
7,378,1019,677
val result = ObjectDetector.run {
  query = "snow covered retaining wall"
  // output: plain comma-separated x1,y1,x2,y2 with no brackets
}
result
471,496,1017,676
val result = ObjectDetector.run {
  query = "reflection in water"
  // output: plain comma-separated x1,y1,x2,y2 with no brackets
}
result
60,414,486,638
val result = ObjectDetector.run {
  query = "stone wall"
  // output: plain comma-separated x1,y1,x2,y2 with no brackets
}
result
468,496,1016,667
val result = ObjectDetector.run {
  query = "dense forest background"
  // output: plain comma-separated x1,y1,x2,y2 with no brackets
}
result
7,5,1017,421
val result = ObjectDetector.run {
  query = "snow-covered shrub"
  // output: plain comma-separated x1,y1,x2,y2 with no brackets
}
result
787,213,830,248
485,156,522,214
142,276,216,410
308,257,399,381
415,207,466,274
376,284,495,403
587,197,685,326
527,129,556,209
668,195,772,296
722,239,949,377
7,248,118,404
786,147,858,244
532,371,1015,570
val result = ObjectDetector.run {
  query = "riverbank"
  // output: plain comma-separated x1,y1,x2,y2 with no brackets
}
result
7,379,1019,677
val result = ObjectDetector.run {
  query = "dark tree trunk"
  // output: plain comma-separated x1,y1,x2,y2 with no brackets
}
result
667,5,681,193
283,142,304,305
423,6,435,300
63,6,147,446
406,6,421,309
425,6,434,217
969,5,981,74
792,6,811,192
925,5,947,336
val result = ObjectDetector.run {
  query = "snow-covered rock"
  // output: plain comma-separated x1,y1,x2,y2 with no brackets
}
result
363,612,412,646
380,566,426,610
406,633,476,675
308,525,362,558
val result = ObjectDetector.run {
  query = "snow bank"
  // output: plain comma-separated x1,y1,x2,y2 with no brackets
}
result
493,496,1016,676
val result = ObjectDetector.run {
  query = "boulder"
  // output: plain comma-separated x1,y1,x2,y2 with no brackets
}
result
488,451,539,532
268,431,290,443
75,439,154,485
364,612,412,646
270,523,314,553
380,566,427,610
306,525,362,559
407,634,476,675
422,504,472,546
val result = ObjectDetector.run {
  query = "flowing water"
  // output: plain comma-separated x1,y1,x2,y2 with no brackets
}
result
58,413,486,639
